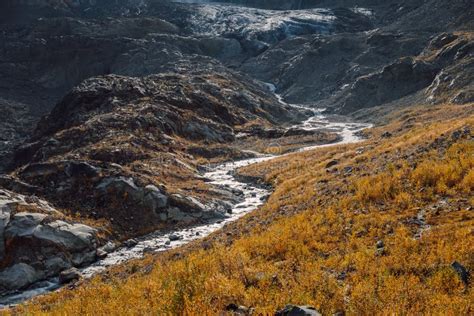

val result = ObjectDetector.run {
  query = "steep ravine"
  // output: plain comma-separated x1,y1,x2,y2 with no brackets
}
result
0,96,370,308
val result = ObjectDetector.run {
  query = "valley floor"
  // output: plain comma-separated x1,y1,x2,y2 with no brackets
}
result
8,103,474,315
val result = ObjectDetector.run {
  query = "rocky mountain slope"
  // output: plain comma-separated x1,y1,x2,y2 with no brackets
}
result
238,0,473,111
0,0,375,170
5,58,305,233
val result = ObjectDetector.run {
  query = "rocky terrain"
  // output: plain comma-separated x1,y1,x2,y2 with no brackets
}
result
0,0,472,308
0,189,97,289
238,0,473,111
0,0,376,170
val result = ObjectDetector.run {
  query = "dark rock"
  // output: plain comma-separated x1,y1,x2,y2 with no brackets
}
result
59,268,81,284
0,212,9,262
275,305,322,316
0,176,40,194
336,57,439,114
429,33,458,50
65,161,101,178
19,162,61,179
124,239,139,248
451,261,470,286
143,247,155,253
226,303,240,311
169,234,181,242
376,240,385,249
381,131,393,138
96,177,143,201
96,249,108,259
325,160,339,168
226,303,252,315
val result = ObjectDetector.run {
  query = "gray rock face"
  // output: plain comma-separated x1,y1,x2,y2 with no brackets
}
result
96,177,170,217
0,189,98,295
5,213,48,238
33,221,97,253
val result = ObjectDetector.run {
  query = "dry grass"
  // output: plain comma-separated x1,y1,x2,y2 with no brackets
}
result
9,104,474,315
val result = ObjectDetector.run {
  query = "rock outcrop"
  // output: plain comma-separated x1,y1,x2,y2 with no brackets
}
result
0,189,98,295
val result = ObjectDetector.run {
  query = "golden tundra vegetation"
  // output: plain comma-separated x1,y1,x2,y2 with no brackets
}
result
10,104,474,315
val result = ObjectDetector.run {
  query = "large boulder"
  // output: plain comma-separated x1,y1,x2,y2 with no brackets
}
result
143,185,169,213
33,221,97,254
96,177,170,216
2,212,98,281
5,212,48,238
96,177,145,202
0,263,43,293
0,189,99,295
